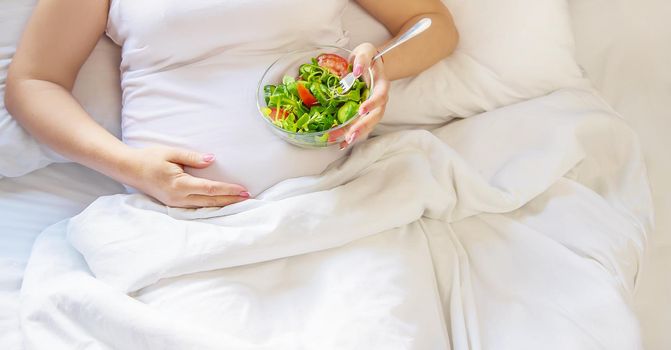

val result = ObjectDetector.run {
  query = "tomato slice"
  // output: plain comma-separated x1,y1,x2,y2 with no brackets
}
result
317,53,349,78
268,108,289,121
297,82,318,107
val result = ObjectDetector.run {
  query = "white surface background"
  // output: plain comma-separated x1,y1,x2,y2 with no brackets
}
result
569,0,670,349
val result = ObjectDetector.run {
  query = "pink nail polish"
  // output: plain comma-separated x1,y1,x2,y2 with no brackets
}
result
346,130,359,145
359,107,367,115
239,191,250,198
353,64,363,77
203,153,215,162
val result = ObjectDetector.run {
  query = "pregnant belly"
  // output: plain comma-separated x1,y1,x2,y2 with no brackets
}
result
120,63,346,195
125,119,345,196
121,96,345,196
185,128,345,196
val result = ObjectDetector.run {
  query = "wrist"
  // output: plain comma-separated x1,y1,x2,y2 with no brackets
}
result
114,146,145,188
89,142,142,187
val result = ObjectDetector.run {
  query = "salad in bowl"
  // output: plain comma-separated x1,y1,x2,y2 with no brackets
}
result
257,46,374,148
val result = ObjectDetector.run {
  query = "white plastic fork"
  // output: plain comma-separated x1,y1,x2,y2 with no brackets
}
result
338,18,433,94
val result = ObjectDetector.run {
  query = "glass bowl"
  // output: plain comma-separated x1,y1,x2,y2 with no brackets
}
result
256,46,374,148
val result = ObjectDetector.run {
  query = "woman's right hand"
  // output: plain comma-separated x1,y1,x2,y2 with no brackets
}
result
123,146,250,209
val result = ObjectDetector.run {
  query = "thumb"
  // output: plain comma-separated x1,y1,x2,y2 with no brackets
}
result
349,43,376,82
167,148,216,169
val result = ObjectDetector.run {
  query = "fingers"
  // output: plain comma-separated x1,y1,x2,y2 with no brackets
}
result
181,194,249,209
350,43,377,81
164,175,250,208
176,175,249,197
340,55,390,150
339,104,385,150
166,148,216,169
130,146,251,209
358,63,390,117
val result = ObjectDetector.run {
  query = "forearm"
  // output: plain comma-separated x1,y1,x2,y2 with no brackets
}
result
5,78,136,183
380,12,458,81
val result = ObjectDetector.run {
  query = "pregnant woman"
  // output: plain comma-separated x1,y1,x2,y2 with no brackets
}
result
5,0,458,208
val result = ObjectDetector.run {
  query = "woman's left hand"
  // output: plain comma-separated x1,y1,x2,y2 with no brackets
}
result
340,43,391,150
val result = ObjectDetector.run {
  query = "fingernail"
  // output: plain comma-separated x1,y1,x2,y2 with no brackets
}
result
359,106,367,115
239,191,250,198
346,130,359,145
339,143,348,151
353,64,363,77
203,153,215,162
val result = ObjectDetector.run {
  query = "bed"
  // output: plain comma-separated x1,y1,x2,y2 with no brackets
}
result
569,1,671,348
0,164,124,349
1,0,668,349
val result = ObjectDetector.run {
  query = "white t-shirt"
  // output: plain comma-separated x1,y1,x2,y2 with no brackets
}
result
107,0,350,195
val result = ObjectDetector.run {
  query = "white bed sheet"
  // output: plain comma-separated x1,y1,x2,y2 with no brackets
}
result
0,164,124,350
568,1,671,348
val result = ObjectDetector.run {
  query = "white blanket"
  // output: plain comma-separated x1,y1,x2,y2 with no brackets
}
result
20,89,653,349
